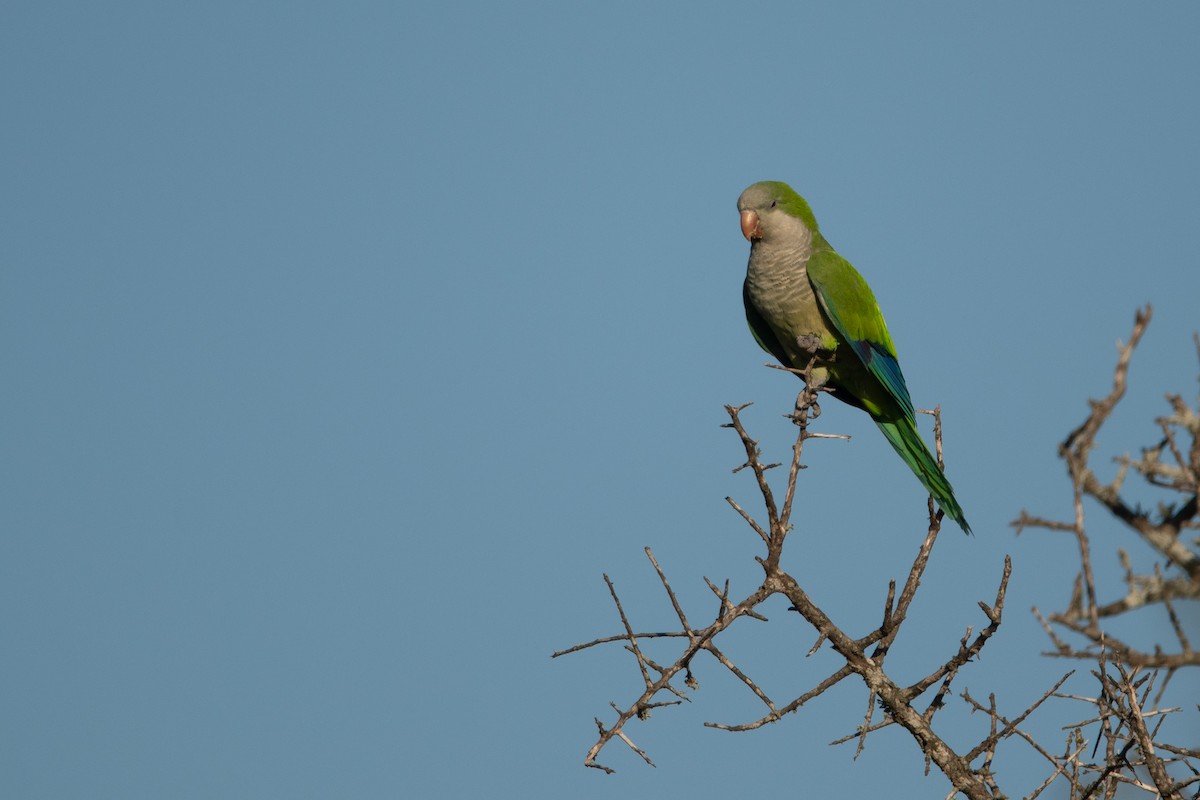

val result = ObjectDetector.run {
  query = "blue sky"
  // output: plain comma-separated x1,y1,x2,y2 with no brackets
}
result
3,3,1198,797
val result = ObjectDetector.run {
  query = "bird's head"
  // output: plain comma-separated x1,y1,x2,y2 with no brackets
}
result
737,181,819,245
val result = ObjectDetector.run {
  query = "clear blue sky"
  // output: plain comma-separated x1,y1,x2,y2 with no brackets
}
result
3,3,1198,797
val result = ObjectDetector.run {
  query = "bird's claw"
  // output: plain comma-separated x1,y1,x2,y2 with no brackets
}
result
795,333,823,355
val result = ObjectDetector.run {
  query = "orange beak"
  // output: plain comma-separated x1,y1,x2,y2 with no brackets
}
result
740,209,761,241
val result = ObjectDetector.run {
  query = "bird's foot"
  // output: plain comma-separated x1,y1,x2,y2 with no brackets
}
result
795,333,823,355
789,392,820,425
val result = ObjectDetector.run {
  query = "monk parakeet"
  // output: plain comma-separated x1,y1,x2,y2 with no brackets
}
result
738,181,970,534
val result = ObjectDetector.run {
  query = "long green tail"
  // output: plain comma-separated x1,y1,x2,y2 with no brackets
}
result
875,417,971,534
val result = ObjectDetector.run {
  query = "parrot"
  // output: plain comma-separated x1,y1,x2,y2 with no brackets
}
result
737,180,971,534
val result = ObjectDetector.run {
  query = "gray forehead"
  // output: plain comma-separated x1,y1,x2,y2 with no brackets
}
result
737,183,775,210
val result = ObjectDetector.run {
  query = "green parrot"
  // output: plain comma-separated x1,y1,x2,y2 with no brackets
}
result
737,181,971,534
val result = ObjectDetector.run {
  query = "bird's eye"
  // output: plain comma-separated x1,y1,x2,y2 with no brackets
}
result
769,200,777,208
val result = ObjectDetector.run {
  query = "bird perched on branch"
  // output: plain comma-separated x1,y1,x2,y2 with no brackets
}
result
737,180,971,534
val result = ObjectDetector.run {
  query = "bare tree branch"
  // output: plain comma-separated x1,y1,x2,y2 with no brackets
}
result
1015,306,1200,669
559,306,1198,797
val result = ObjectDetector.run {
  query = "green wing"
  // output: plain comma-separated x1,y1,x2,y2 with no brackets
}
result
804,249,914,420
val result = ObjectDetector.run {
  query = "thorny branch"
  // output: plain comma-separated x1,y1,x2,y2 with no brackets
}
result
1011,305,1200,796
1014,305,1199,671
556,306,1199,798
554,356,1012,798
